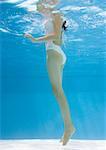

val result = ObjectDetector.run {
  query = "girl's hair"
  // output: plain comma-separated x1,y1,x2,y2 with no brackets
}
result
62,20,68,31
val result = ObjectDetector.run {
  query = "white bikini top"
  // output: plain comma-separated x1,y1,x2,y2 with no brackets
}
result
43,14,54,49
44,12,64,49
44,16,54,35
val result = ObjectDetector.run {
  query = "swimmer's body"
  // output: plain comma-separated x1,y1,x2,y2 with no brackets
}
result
24,0,76,146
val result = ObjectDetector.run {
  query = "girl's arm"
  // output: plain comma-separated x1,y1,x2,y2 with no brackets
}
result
24,13,62,42
24,33,56,43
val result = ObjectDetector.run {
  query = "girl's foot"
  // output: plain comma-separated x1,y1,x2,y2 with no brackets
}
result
62,126,76,146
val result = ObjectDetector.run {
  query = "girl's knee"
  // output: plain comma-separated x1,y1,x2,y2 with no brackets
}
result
51,84,63,97
51,84,57,93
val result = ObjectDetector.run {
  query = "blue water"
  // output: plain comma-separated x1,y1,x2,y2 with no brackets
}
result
0,0,106,140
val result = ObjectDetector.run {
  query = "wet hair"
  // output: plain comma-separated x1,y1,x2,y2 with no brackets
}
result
62,20,68,31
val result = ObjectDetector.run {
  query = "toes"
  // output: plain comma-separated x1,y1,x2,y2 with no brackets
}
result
62,128,76,145
62,135,70,145
62,139,69,145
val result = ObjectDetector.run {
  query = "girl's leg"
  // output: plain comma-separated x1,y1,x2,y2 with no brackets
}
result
46,50,76,145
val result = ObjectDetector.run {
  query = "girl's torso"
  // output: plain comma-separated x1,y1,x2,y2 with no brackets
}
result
44,12,63,46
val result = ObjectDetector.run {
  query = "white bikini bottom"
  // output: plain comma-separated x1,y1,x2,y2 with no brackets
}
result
46,42,67,65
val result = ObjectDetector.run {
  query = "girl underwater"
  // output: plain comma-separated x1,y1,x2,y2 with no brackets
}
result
24,0,76,146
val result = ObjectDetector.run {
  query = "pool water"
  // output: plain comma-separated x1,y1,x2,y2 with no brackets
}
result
0,0,106,140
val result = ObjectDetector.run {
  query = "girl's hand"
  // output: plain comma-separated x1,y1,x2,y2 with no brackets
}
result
24,33,37,42
24,33,32,38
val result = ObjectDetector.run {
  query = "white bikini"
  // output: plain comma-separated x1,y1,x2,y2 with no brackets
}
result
44,13,67,65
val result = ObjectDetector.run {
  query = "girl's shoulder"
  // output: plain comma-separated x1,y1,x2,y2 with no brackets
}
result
52,10,63,21
52,10,63,16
